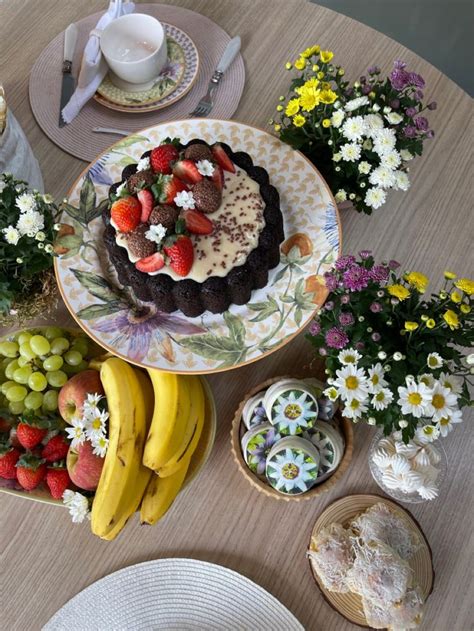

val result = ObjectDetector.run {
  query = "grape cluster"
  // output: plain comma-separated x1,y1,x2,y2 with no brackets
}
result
0,327,90,416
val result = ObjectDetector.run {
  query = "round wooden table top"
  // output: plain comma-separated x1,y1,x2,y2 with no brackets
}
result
1,1,472,630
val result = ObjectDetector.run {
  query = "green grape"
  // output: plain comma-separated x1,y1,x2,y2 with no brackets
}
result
43,390,58,412
5,360,20,380
0,341,19,358
76,360,89,372
13,366,33,384
18,332,32,345
71,338,89,357
44,326,64,340
30,335,51,356
50,337,70,355
43,354,64,371
19,342,37,360
64,350,82,366
24,390,44,410
17,356,30,367
28,372,48,392
46,370,68,388
1,380,15,396
9,400,25,415
6,385,28,402
1,357,11,370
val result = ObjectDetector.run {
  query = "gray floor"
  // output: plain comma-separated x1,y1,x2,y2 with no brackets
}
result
310,0,474,96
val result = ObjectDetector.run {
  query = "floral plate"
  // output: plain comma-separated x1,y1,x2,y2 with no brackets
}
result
94,24,199,113
54,119,341,374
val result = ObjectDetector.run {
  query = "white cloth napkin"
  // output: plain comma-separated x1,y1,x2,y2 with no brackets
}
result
61,0,135,124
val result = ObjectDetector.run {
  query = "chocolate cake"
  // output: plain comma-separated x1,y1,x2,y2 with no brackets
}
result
102,139,284,316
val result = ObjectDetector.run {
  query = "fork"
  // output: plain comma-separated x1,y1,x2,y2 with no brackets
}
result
189,36,241,117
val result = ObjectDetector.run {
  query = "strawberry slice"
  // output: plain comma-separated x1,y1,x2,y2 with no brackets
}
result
164,235,194,277
210,163,224,192
157,175,188,205
212,144,235,173
111,196,141,233
135,252,165,273
172,159,203,185
182,209,214,235
137,189,154,222
150,143,179,174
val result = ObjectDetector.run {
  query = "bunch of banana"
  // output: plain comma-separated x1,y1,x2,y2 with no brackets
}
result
140,373,206,525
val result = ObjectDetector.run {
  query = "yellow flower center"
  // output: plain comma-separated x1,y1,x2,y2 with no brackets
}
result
350,399,360,410
92,417,102,430
375,392,385,401
408,392,422,406
74,428,82,438
345,376,359,390
439,417,450,426
371,374,379,385
432,394,445,409
284,403,302,420
282,463,299,479
428,357,438,367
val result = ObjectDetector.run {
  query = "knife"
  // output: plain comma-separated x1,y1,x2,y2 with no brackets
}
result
59,23,79,127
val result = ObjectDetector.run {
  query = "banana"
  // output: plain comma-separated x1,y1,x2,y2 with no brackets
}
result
140,454,191,525
157,376,206,478
143,371,191,471
91,358,153,540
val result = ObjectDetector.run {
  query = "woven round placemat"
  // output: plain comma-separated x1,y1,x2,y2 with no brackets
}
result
29,4,245,162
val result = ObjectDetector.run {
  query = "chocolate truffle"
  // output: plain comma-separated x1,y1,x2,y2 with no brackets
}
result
149,205,180,230
184,143,213,162
127,169,156,194
126,224,156,259
192,179,222,214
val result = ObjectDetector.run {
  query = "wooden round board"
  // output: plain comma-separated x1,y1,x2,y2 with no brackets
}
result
308,494,434,628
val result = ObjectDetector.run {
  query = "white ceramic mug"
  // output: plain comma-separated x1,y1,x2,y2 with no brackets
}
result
93,13,168,91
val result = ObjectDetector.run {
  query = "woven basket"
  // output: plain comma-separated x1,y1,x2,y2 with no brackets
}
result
230,376,353,502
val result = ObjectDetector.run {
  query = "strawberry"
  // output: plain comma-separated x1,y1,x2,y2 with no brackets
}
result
0,445,20,479
210,163,224,192
135,252,165,273
164,235,194,277
172,159,203,185
17,421,48,450
46,466,71,499
155,175,188,205
212,143,235,173
150,144,179,174
42,434,69,463
182,209,214,235
110,196,141,233
137,189,154,222
16,453,46,490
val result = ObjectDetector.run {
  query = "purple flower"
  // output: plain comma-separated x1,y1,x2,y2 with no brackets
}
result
390,61,410,90
341,294,351,304
368,65,381,75
360,75,367,84
370,302,383,313
371,332,381,342
325,327,349,350
355,341,365,350
404,125,417,138
362,84,371,95
415,116,429,131
388,259,401,269
427,101,437,110
325,301,335,311
393,60,407,70
359,250,372,259
309,321,321,336
409,72,425,88
324,272,338,291
339,312,354,326
414,90,424,101
389,99,400,109
335,255,356,271
370,264,390,282
406,107,418,118
248,427,280,475
343,265,370,291
319,347,327,356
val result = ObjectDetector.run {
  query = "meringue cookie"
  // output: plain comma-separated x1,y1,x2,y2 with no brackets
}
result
418,479,439,500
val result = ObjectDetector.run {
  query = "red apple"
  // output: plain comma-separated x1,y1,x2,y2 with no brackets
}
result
67,441,104,491
58,370,104,423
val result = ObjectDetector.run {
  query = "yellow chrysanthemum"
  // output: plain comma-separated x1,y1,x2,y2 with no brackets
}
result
317,71,325,80
319,89,337,104
387,284,410,301
320,50,334,63
301,45,320,58
444,271,457,280
404,271,429,293
276,105,283,112
312,64,320,72
322,118,331,128
299,87,321,112
285,98,300,117
295,57,307,70
293,114,306,127
274,124,281,132
303,77,320,90
285,62,292,70
404,321,419,332
460,304,471,314
443,309,460,329
426,319,436,329
455,278,474,295
321,82,331,90
451,291,462,303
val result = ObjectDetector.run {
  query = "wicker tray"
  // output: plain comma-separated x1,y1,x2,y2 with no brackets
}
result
230,376,353,502
308,494,435,627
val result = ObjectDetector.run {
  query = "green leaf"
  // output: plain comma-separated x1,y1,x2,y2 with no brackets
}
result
223,311,246,346
86,198,109,225
55,234,83,249
111,135,149,150
294,277,305,302
62,202,87,228
280,295,295,304
79,175,96,219
179,333,243,361
116,155,139,167
71,269,120,303
76,302,124,320
295,307,303,327
272,265,289,284
248,301,271,312
216,349,248,369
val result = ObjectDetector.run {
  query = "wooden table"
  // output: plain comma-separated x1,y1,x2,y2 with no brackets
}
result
1,1,473,629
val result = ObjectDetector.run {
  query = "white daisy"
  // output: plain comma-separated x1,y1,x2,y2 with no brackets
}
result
331,110,345,128
15,192,36,213
116,181,127,196
418,373,435,388
369,166,396,188
196,159,215,176
437,408,462,437
332,153,342,162
340,142,361,162
365,187,387,209
62,490,90,523
363,114,384,138
145,223,167,245
92,435,109,458
16,209,44,237
65,417,86,449
341,116,366,142
415,424,440,444
2,225,21,245
344,96,369,112
371,387,394,410
367,363,388,393
136,156,150,172
381,150,401,170
174,190,195,209
358,161,372,174
362,138,373,151
333,363,370,402
342,397,368,419
334,189,347,203
400,149,414,161
266,448,318,494
323,386,339,402
84,392,104,408
373,128,397,156
338,348,362,365
85,408,109,443
397,380,431,418
425,383,458,422
438,372,463,395
385,112,404,125
393,170,410,191
426,352,443,369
